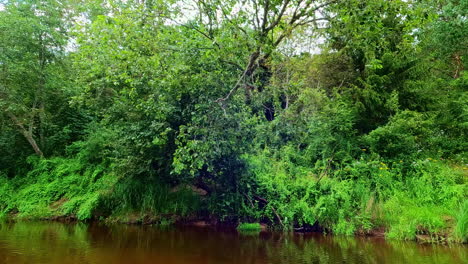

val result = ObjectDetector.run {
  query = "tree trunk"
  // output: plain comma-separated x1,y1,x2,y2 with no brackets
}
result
453,53,463,79
7,112,44,157
22,129,44,157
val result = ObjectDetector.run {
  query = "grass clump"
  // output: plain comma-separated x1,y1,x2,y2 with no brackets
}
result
237,223,262,231
454,200,468,243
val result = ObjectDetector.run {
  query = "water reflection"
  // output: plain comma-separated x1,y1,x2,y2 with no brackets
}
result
0,222,466,264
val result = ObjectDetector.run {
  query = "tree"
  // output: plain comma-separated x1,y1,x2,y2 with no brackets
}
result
0,0,69,157
180,0,338,107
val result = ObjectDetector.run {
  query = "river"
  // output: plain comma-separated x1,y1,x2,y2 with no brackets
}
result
0,221,466,264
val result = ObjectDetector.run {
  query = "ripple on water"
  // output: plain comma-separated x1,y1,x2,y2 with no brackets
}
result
0,222,466,264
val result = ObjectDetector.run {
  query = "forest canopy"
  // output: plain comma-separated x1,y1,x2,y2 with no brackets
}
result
0,0,467,242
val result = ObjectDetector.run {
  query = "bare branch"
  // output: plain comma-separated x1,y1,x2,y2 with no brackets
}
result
213,0,340,107
261,0,271,32
252,0,261,30
264,0,291,32
7,111,43,157
220,59,244,71
214,50,260,104
219,2,250,38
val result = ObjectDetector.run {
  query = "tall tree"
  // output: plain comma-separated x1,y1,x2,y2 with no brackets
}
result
0,0,69,156
180,0,338,106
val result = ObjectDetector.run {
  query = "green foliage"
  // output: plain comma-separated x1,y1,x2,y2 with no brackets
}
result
366,111,432,158
0,149,201,221
106,177,201,217
0,155,114,220
238,149,465,239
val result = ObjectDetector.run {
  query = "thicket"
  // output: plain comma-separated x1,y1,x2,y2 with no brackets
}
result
0,0,466,242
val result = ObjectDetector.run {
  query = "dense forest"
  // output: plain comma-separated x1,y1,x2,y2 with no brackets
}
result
0,0,466,242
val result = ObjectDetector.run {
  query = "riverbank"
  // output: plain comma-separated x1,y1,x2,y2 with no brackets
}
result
3,210,465,245
1,157,466,244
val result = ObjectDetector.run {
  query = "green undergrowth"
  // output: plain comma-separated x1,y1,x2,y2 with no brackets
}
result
0,150,465,243
0,156,114,220
104,177,201,223
239,148,467,242
0,155,201,221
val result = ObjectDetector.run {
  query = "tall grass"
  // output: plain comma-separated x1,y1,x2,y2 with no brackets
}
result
0,155,201,221
454,200,468,242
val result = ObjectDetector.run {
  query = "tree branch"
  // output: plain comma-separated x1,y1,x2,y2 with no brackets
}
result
7,112,43,157
264,0,291,33
214,50,260,105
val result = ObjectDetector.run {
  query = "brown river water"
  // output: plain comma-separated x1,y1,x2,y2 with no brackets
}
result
0,221,466,264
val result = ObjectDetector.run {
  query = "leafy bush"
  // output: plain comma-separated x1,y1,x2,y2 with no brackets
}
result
366,111,432,158
237,148,466,239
